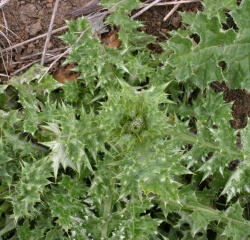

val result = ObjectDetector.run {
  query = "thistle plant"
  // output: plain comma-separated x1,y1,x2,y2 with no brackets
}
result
0,0,249,239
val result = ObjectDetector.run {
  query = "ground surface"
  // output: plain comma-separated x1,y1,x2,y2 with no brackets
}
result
0,0,249,128
0,0,90,76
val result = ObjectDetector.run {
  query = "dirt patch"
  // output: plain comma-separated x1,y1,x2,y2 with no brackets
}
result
136,1,202,52
0,0,90,77
211,82,250,129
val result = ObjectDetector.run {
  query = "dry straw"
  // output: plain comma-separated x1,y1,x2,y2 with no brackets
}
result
0,0,10,8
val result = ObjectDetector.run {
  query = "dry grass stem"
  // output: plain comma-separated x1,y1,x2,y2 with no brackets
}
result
0,4,17,78
131,0,162,19
0,0,10,8
13,54,63,75
0,40,9,78
21,47,68,60
145,0,201,6
0,25,68,54
0,73,9,77
12,61,39,75
41,0,61,65
163,1,181,21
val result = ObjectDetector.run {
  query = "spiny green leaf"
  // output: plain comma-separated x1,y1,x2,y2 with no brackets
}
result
241,120,250,155
0,110,19,128
45,228,66,240
10,158,52,221
62,80,81,103
60,174,87,198
47,186,83,232
223,0,250,90
191,210,219,235
219,120,250,201
41,107,100,178
16,218,52,240
202,0,237,23
165,1,250,91
9,64,62,92
222,201,250,239
1,0,249,239
109,197,161,240
9,65,62,135
193,89,233,125
42,140,76,179
100,82,171,150
0,84,7,94
167,12,237,88
230,0,250,39
0,139,18,186
221,161,250,202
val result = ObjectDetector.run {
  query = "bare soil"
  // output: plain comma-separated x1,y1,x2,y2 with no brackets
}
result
0,0,90,75
0,0,249,129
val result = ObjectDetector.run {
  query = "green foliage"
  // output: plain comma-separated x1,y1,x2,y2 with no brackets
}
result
10,158,52,221
0,0,249,239
163,0,250,91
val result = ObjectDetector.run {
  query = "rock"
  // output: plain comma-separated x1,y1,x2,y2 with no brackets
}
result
162,22,169,29
19,4,38,18
46,3,53,8
28,43,35,48
48,42,53,49
19,4,38,25
26,20,42,36
156,22,161,27
161,28,167,34
171,14,181,29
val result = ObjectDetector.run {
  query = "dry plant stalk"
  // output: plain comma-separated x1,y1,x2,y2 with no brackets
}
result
0,0,10,8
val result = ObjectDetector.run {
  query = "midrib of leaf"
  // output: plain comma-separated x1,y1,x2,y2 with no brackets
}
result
0,217,16,237
188,205,249,227
168,201,250,228
163,129,242,157
169,42,250,65
168,38,250,90
101,188,114,238
75,123,242,158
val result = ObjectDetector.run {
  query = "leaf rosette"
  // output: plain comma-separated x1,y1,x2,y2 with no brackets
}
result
99,82,171,151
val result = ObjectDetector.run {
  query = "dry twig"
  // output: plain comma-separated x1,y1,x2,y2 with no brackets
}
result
21,47,68,60
41,0,60,65
143,0,201,6
0,0,10,8
131,0,162,19
0,25,68,54
0,73,9,77
163,0,181,21
13,52,67,75
67,0,103,17
0,2,14,79
12,60,40,75
0,40,9,78
133,0,201,20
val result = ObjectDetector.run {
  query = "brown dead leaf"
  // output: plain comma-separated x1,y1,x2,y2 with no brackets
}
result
107,31,121,48
7,64,15,73
53,63,79,84
47,0,53,3
101,30,121,48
